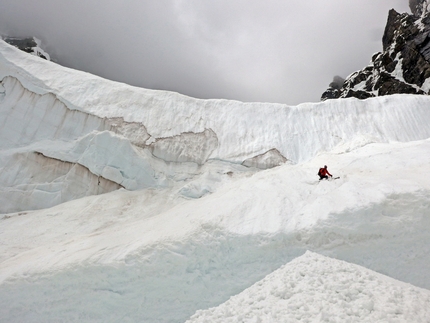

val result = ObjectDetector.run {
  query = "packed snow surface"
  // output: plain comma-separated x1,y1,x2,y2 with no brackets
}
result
0,39,430,322
186,251,430,323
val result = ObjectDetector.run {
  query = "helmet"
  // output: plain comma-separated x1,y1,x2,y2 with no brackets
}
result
324,165,327,168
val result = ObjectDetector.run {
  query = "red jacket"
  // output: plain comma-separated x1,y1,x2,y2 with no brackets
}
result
319,168,332,177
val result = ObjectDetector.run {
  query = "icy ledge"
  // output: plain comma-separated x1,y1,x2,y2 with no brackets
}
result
2,39,430,166
3,39,430,213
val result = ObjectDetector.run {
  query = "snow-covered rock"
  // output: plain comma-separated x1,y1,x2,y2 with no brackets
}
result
322,3,430,100
409,0,429,17
2,36,50,60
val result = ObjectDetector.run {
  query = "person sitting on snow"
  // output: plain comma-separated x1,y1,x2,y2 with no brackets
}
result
318,165,332,180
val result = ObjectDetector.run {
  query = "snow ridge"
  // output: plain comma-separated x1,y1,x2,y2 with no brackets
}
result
2,39,430,212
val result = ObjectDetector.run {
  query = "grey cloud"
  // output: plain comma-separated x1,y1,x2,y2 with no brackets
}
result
329,76,346,90
0,0,410,105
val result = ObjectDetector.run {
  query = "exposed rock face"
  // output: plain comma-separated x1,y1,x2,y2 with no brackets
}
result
409,0,429,17
320,76,345,100
3,37,50,60
321,4,430,101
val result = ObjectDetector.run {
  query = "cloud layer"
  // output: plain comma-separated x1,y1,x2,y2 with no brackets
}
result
0,0,409,105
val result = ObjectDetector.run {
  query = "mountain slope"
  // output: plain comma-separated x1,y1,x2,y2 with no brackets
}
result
2,39,430,212
1,38,430,323
1,138,429,323
322,3,430,100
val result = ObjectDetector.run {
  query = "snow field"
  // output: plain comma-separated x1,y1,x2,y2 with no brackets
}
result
3,38,430,214
186,252,430,323
0,139,429,322
1,38,430,322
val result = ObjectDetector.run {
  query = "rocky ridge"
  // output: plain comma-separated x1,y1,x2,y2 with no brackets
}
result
2,36,50,60
322,1,430,100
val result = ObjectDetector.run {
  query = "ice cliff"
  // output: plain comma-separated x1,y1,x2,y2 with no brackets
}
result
2,39,430,213
1,28,430,323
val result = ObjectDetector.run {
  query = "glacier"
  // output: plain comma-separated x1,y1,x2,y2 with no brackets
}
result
1,39,430,322
2,39,430,213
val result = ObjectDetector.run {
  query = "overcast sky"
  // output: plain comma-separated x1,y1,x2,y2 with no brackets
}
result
0,1,410,105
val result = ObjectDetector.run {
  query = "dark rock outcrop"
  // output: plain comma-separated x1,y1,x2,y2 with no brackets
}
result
3,37,50,60
409,0,428,17
321,3,430,101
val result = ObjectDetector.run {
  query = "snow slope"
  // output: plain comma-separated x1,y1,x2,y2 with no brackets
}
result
186,252,430,323
1,138,429,322
2,38,430,213
0,39,430,322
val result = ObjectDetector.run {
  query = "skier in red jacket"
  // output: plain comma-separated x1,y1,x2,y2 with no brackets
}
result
318,165,332,180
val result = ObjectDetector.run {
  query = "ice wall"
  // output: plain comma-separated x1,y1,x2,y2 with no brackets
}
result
1,38,430,212
0,151,122,213
2,39,430,162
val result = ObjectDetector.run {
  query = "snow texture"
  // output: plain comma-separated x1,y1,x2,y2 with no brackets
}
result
186,251,430,323
2,39,430,212
0,39,430,323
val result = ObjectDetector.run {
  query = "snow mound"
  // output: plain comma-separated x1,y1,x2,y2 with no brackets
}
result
186,251,430,323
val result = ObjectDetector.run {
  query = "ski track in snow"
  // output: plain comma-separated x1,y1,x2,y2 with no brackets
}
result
0,39,430,323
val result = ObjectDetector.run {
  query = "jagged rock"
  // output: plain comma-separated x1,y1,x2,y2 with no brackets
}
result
320,76,345,100
321,4,430,101
321,87,341,100
3,37,50,60
409,0,429,17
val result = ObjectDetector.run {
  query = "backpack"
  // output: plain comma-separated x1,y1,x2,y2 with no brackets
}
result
318,168,324,176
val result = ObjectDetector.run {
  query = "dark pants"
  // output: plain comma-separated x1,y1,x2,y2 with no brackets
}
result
319,175,329,180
